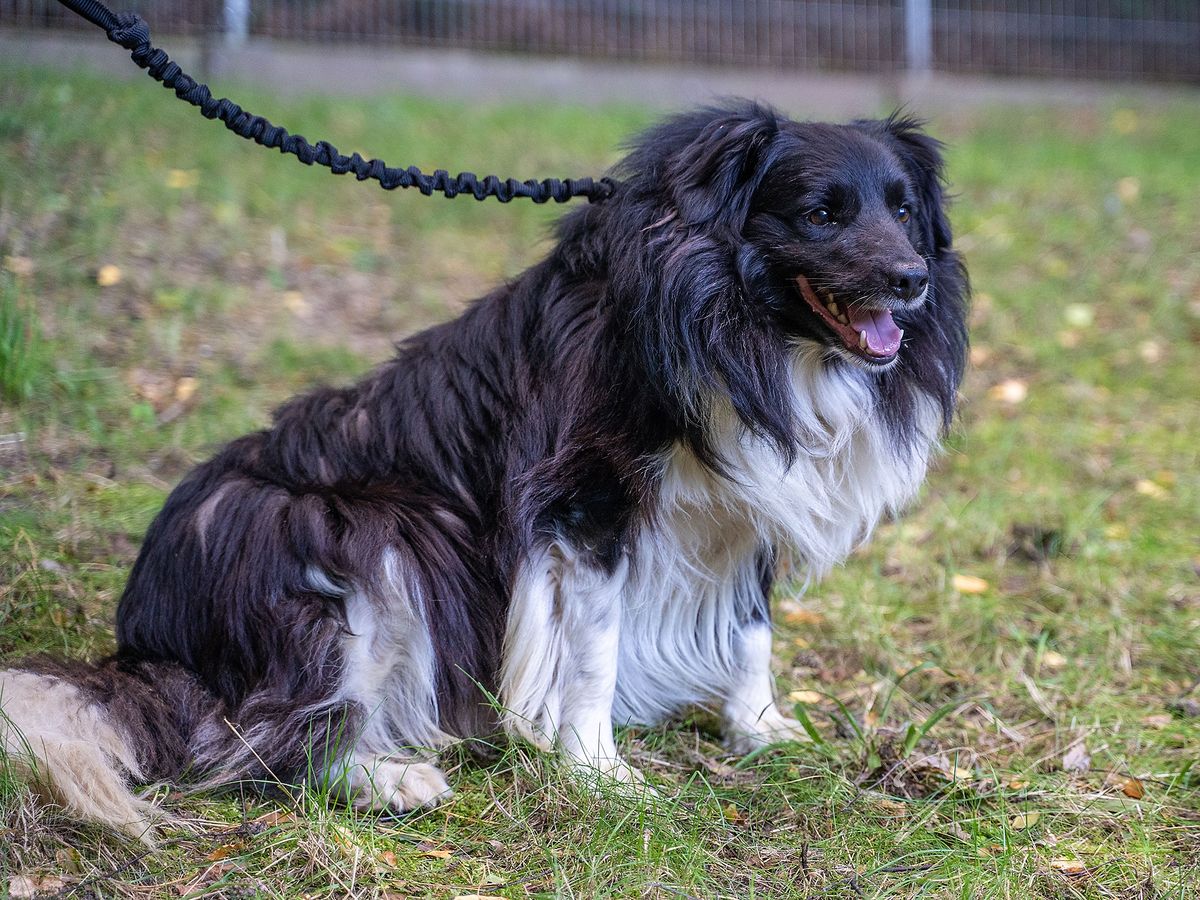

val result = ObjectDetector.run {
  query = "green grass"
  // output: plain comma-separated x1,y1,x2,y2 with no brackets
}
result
1,60,1198,898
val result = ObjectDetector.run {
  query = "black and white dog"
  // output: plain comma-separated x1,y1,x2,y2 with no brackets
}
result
0,103,967,839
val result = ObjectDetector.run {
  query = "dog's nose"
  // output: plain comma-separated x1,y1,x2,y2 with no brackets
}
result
886,264,929,301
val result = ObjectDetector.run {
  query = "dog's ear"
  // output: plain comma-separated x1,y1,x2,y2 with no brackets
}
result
863,115,954,254
670,110,780,230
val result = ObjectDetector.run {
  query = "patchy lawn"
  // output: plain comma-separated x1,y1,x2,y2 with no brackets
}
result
1,60,1198,899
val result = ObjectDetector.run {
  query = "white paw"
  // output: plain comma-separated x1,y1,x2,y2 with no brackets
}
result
347,758,452,812
725,708,811,755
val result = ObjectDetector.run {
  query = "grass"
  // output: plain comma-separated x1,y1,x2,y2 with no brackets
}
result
1,58,1198,898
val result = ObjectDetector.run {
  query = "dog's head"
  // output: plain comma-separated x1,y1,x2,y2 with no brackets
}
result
566,103,968,461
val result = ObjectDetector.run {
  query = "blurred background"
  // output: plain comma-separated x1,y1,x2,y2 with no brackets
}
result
3,0,1199,82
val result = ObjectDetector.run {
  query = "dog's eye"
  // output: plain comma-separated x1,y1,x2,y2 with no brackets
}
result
896,206,911,224
807,208,832,227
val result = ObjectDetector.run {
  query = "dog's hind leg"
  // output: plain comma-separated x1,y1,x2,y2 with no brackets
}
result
313,548,456,811
501,546,643,784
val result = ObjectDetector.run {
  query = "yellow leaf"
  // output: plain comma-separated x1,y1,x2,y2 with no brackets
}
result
452,895,505,900
174,376,199,403
421,848,453,859
282,290,311,317
781,608,824,626
722,802,743,823
787,690,822,705
1041,650,1067,670
1006,778,1030,790
1134,479,1168,500
166,169,199,189
1050,858,1088,876
988,379,1027,405
206,842,243,862
1116,177,1140,203
1010,812,1040,830
96,264,122,287
1106,774,1145,799
951,574,989,594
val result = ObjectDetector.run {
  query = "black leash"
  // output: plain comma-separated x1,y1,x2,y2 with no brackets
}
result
53,0,616,204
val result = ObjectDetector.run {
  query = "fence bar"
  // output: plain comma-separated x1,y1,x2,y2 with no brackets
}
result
905,0,932,73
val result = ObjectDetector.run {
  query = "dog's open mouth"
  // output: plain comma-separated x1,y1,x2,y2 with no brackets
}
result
795,276,903,364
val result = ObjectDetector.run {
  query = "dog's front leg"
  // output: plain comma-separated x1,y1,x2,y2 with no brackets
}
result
722,621,810,754
501,547,641,783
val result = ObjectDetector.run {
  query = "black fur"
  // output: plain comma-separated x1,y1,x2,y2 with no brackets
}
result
19,103,969,793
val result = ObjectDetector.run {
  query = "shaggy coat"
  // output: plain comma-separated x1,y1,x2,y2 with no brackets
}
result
0,103,967,839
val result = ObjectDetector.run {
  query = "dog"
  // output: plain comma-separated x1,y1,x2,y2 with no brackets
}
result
0,102,967,840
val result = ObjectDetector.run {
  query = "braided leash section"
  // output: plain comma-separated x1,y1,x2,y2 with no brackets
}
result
97,10,615,204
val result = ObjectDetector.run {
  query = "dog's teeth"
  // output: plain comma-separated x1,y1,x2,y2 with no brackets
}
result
838,313,849,324
858,330,867,349
828,301,840,316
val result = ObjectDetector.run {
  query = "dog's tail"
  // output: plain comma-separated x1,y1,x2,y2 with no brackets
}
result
0,656,216,844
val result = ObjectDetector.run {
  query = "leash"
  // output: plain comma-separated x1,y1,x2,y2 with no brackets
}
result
52,0,617,204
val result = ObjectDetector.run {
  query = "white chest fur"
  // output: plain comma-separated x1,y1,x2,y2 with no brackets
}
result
612,350,941,723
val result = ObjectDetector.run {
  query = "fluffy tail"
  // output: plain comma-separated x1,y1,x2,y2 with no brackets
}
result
0,656,215,843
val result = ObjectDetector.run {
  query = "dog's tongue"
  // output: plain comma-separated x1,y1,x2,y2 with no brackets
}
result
849,308,902,356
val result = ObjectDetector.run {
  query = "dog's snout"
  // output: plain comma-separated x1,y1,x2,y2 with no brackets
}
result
886,263,929,301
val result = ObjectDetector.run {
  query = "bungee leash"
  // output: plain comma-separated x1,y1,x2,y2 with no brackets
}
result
52,0,617,204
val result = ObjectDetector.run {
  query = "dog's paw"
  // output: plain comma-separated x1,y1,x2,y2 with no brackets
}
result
347,757,453,812
724,708,811,756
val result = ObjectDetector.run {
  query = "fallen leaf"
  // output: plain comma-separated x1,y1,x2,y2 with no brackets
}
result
951,574,989,594
988,379,1028,405
452,895,505,900
420,848,453,859
250,809,296,827
207,842,244,862
1062,742,1091,773
1134,479,1168,500
781,608,824,626
1050,858,1088,877
1010,812,1040,830
7,877,37,899
1042,650,1067,670
282,290,311,317
1007,778,1031,790
1142,713,1173,729
1106,774,1145,799
166,169,199,189
378,850,397,867
1063,303,1095,328
96,264,122,287
1116,177,1140,203
174,376,199,403
722,802,744,823
787,690,822,705
3,255,34,277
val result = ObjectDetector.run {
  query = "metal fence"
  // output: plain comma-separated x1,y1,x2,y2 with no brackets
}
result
2,0,1197,82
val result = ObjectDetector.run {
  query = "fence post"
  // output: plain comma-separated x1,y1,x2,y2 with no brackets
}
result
905,0,932,73
224,0,250,47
